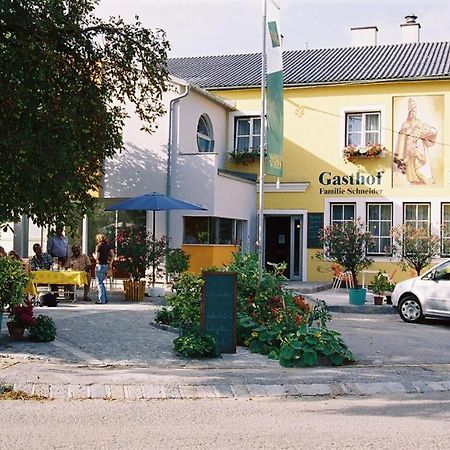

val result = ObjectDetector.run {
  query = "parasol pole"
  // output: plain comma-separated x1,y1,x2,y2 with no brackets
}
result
152,210,156,287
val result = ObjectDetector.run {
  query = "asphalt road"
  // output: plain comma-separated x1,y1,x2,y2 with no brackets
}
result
1,392,450,449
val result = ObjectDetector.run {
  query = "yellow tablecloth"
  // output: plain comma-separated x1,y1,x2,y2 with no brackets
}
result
25,280,37,297
31,270,88,286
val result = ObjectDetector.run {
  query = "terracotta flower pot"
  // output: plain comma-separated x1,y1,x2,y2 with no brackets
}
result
7,321,25,340
373,295,384,306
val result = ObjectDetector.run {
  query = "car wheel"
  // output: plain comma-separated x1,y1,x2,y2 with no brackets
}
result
398,296,424,323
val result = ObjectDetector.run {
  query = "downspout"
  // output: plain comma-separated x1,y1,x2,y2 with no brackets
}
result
166,83,190,241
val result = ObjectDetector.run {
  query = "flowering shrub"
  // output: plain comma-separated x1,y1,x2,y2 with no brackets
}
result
230,149,260,165
342,143,386,163
115,226,167,280
316,220,374,285
8,299,36,328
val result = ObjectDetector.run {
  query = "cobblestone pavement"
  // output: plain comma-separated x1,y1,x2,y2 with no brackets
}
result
2,292,450,400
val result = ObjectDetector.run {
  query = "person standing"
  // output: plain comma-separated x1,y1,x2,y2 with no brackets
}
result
47,225,69,266
93,234,114,304
65,244,92,301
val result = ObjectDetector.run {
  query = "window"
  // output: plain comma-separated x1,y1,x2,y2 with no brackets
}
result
234,117,261,152
404,203,430,231
346,112,381,147
441,204,450,256
331,203,355,226
184,217,243,245
367,203,392,255
197,114,214,152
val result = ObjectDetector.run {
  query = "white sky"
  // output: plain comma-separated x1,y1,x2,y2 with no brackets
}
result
95,0,450,57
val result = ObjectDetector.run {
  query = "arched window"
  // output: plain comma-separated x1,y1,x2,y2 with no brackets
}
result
197,114,214,152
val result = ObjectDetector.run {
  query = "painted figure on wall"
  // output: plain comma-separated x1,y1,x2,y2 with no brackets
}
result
393,96,443,187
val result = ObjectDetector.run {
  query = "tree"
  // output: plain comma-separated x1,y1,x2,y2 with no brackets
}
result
0,0,169,227
317,220,374,285
390,224,441,276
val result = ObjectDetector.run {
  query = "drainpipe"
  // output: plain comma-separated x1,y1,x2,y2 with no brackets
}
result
166,84,190,241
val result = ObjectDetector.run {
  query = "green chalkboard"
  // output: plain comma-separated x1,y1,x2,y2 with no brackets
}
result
307,213,324,249
201,271,237,354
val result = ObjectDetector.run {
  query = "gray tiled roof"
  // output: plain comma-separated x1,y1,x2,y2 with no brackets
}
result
168,41,450,89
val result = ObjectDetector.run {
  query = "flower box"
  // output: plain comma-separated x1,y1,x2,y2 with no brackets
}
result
229,149,261,165
342,144,386,163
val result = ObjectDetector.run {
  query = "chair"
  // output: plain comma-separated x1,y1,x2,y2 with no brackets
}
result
331,265,354,290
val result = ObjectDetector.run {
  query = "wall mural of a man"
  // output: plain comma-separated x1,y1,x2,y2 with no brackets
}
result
393,96,443,187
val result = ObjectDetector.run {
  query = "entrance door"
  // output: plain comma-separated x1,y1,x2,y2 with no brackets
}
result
264,216,303,280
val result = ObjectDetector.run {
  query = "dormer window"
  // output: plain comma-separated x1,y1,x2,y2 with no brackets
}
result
197,114,214,152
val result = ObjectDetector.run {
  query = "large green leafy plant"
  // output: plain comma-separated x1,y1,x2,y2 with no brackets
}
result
0,257,32,311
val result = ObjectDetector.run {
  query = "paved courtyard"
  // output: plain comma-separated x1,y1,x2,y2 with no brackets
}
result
1,288,450,400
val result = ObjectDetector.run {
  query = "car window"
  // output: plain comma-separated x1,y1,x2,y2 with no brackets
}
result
434,261,450,281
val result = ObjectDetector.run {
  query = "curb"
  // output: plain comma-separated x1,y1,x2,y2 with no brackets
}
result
304,295,396,314
8,379,450,400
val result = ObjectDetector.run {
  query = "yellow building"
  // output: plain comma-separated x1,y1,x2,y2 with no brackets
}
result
169,24,450,284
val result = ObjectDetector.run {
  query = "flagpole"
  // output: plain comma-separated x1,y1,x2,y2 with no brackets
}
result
258,0,267,282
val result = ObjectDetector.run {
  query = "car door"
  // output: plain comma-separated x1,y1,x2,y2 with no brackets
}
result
423,260,450,316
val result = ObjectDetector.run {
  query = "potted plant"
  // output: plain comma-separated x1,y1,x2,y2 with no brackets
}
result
28,315,57,342
370,272,391,305
317,220,374,305
7,299,36,340
115,226,167,301
0,256,33,333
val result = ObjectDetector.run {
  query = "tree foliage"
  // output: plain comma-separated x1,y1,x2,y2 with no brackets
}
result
317,220,374,284
390,224,441,276
0,0,169,227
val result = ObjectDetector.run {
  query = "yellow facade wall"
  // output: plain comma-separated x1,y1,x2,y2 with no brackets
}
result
212,80,450,283
181,244,240,274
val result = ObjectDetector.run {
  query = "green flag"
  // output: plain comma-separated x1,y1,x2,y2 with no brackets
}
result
266,0,283,177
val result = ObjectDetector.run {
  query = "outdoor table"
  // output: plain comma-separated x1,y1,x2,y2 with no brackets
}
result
31,270,88,301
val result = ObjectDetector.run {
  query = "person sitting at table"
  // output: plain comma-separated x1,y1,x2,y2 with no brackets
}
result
30,243,53,270
8,250,20,260
65,244,92,302
0,246,6,257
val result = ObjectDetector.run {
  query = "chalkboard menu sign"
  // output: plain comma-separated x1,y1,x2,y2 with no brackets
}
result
201,271,237,354
307,213,324,249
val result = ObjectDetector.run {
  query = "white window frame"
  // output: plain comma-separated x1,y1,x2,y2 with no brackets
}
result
441,203,450,256
234,116,261,152
340,104,385,151
367,203,393,256
197,114,214,153
330,203,356,226
403,203,431,231
345,111,381,147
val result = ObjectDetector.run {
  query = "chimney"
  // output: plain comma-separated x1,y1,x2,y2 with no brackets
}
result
351,26,378,47
401,14,420,43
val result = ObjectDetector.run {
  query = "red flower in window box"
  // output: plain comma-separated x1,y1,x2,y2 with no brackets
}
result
342,144,386,163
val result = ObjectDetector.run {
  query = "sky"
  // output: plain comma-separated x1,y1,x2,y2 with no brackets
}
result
95,0,450,57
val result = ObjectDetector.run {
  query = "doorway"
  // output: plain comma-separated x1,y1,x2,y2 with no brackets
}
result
264,215,303,280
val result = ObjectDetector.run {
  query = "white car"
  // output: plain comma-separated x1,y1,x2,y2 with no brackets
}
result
392,260,450,323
